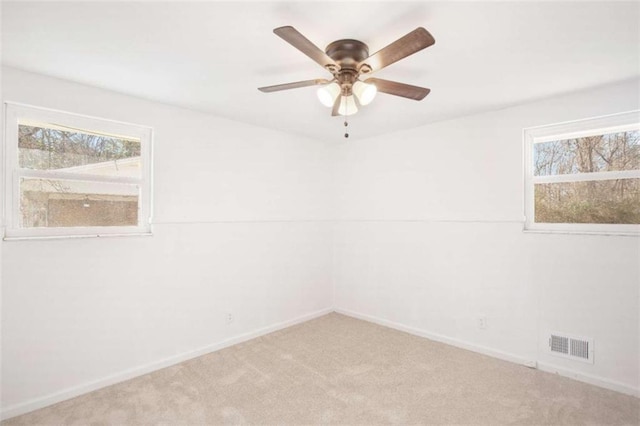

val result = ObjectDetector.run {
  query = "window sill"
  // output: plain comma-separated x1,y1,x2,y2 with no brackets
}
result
523,229,639,237
3,232,153,241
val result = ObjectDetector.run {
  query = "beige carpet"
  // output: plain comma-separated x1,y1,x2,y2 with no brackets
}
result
3,313,639,425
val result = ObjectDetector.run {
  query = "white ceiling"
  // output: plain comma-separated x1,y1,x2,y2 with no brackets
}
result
2,1,639,141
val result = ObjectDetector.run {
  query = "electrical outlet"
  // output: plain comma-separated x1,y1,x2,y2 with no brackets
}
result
225,313,234,325
478,316,487,329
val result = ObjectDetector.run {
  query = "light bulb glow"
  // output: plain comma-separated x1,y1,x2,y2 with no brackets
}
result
353,81,377,105
317,83,341,107
338,95,358,116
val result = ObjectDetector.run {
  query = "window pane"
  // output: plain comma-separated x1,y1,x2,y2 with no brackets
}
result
18,123,141,178
20,178,139,228
534,179,640,224
534,130,640,176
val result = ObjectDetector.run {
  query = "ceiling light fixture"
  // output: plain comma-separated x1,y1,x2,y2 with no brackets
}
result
337,95,358,116
259,26,435,138
352,81,377,106
317,82,340,107
318,80,376,113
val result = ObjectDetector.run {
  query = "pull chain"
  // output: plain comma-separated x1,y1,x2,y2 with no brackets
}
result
343,94,349,139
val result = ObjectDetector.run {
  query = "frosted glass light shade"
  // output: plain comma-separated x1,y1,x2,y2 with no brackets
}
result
338,95,358,116
317,83,341,107
353,81,377,105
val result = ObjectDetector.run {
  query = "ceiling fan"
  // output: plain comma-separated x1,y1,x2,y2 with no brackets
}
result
258,26,435,125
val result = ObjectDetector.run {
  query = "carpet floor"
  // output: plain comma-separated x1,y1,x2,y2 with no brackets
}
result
3,313,639,425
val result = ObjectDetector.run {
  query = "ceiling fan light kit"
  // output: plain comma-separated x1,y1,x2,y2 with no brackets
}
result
317,82,341,107
338,95,358,116
352,81,377,105
258,25,435,137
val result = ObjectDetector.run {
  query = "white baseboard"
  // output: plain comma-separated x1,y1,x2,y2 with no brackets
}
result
0,307,333,421
335,308,639,398
537,362,639,398
335,308,535,367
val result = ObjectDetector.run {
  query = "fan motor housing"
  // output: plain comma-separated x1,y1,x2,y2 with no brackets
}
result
325,39,369,67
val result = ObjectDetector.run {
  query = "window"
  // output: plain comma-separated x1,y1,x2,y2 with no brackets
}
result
4,103,152,239
524,111,640,235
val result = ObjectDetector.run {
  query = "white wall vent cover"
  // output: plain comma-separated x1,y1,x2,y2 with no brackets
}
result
548,332,594,364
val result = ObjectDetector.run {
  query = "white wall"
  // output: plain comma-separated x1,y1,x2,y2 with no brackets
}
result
333,79,640,395
2,67,638,420
0,67,334,417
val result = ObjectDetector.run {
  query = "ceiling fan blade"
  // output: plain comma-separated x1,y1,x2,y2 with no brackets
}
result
274,26,340,72
258,78,329,93
331,93,342,116
360,27,435,72
365,78,431,101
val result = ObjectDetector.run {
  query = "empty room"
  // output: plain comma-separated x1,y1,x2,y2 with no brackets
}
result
1,1,639,424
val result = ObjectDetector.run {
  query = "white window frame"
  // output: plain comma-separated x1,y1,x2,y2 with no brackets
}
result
523,110,640,236
3,102,153,239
